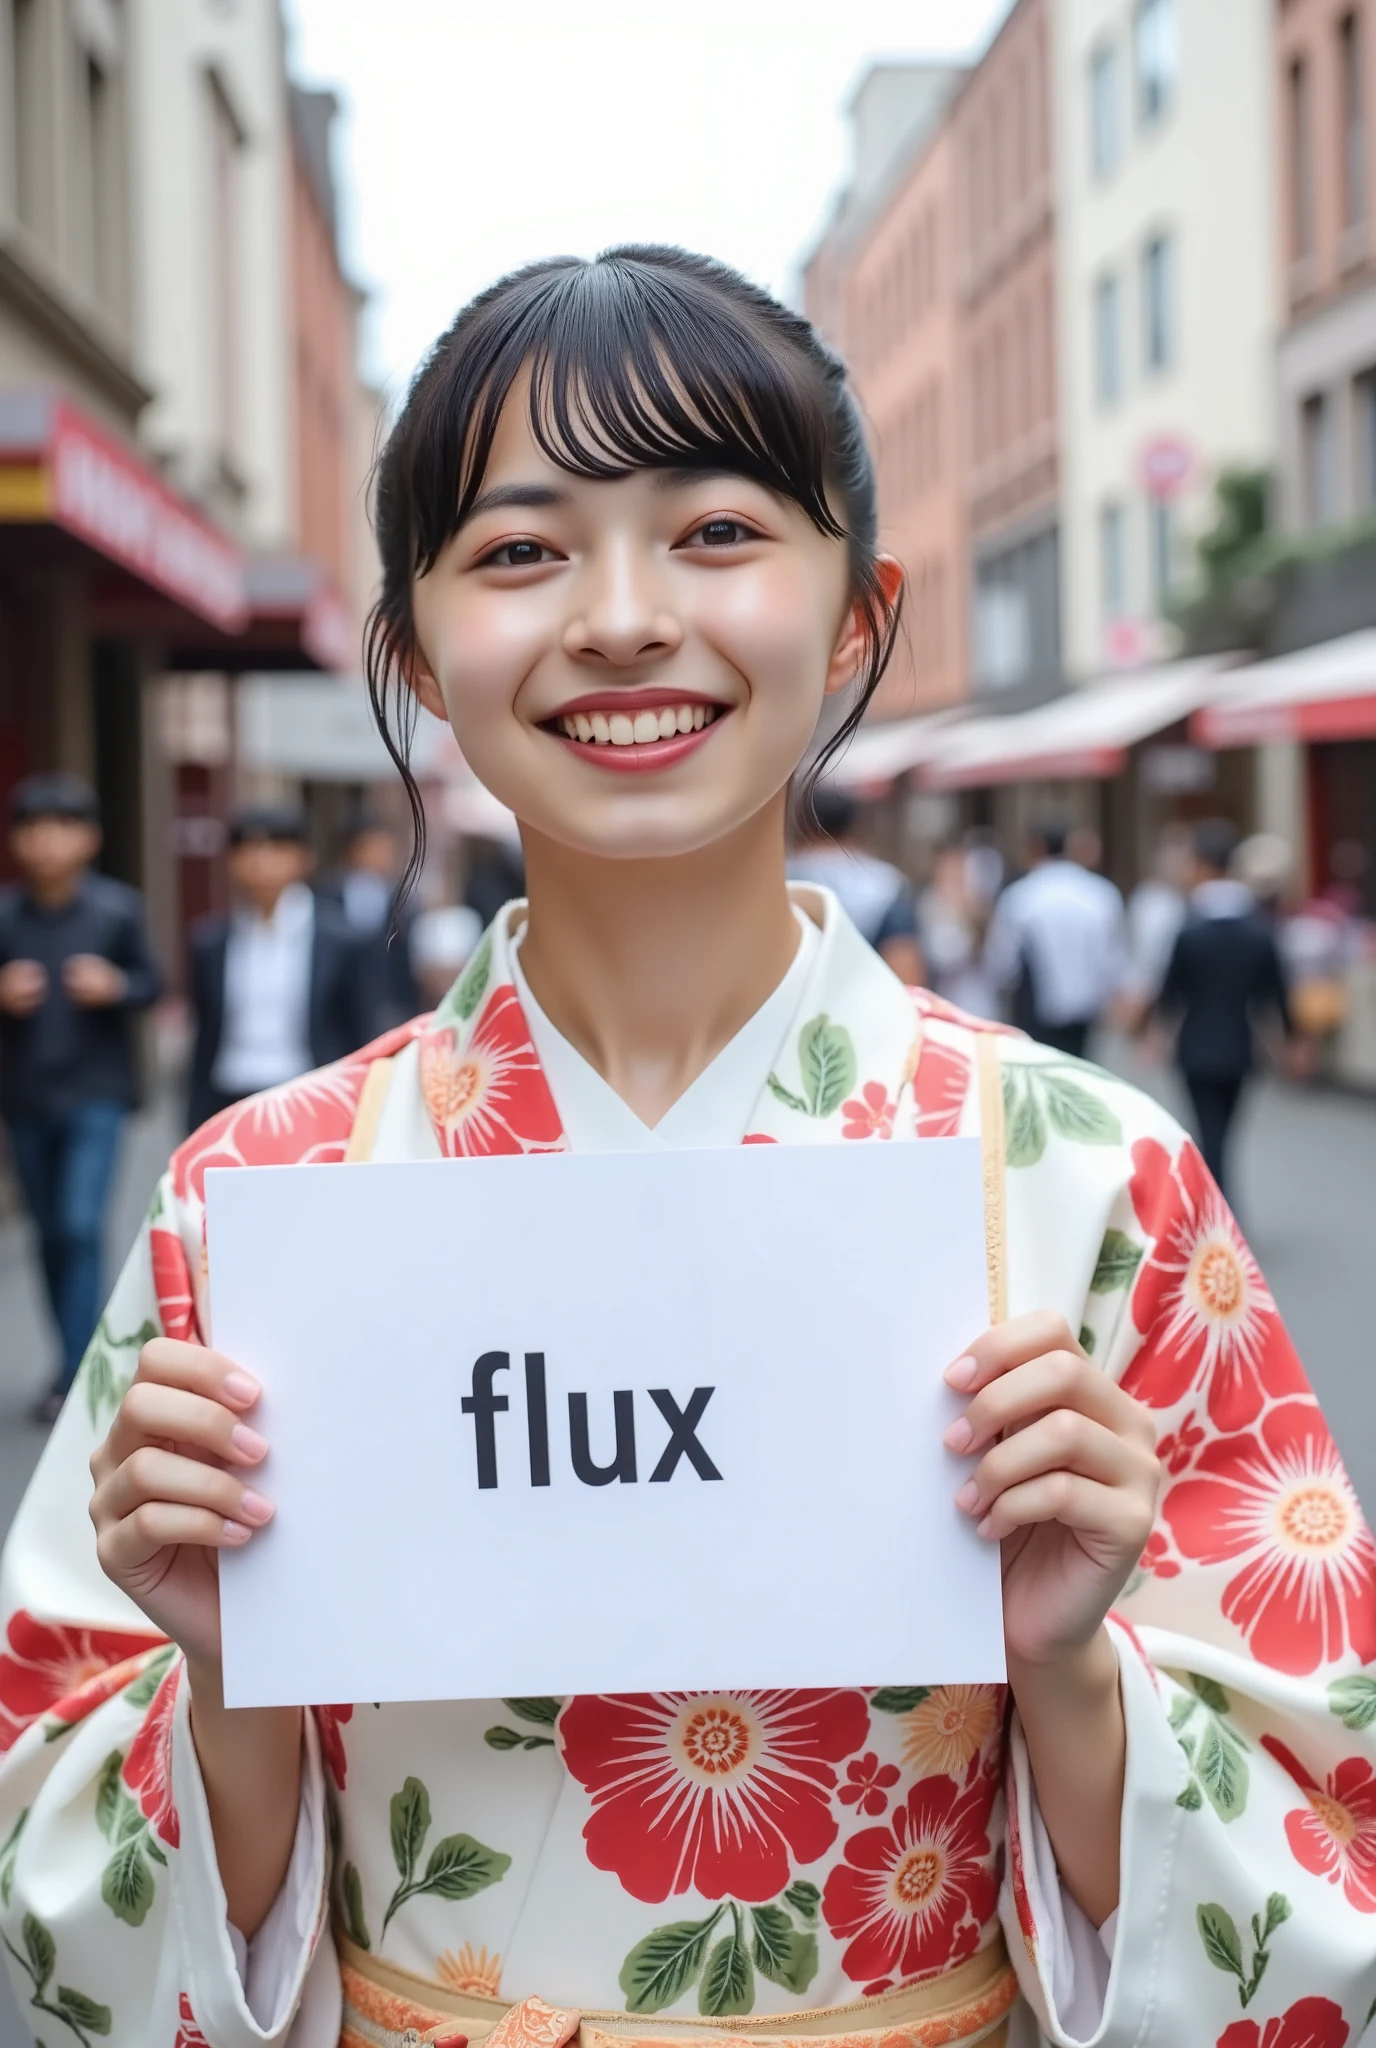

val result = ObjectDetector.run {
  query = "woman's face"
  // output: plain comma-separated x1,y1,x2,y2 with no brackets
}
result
409,381,892,861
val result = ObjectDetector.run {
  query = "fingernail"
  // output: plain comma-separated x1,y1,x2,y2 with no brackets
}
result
221,1520,251,1544
230,1423,268,1462
976,1514,995,1539
943,1415,973,1452
237,1490,274,1525
944,1355,977,1390
223,1370,260,1407
955,1477,979,1511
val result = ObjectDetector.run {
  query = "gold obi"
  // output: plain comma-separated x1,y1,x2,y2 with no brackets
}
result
336,1932,1016,2048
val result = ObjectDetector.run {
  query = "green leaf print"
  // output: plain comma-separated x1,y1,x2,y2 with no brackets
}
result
389,1776,431,1884
1188,1674,1231,1714
452,933,492,1021
94,1754,124,1841
765,1074,810,1114
871,1687,930,1714
700,1912,753,2017
1328,1673,1376,1730
22,1915,53,1990
749,1904,818,1994
341,1862,371,1950
100,1836,154,1928
2,1914,110,2046
484,1724,524,1750
619,1911,724,2014
1196,1893,1292,2008
1175,1778,1204,1810
1193,1716,1249,1822
418,1833,512,1902
122,1646,176,1711
1078,1325,1097,1356
80,1318,157,1430
1039,1072,1122,1146
1089,1229,1144,1295
1260,1892,1292,1943
1197,1903,1243,1978
782,1879,820,1923
503,1696,561,1725
1002,1069,1046,1168
798,1016,857,1119
0,1808,27,1908
53,1989,111,2037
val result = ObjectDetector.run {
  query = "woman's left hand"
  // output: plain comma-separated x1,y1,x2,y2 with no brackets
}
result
943,1311,1161,1668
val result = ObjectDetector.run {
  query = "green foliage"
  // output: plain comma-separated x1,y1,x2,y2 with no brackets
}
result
1196,1892,1291,2008
341,1862,370,1950
380,1774,510,1938
1090,1229,1144,1295
1328,1674,1376,1731
871,1687,931,1714
768,1015,856,1119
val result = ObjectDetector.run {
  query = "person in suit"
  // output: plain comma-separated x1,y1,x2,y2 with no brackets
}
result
0,772,162,1419
319,814,420,1034
1155,817,1296,1204
188,804,370,1131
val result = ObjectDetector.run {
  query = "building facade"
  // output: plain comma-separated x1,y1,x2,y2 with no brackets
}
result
1055,0,1277,679
950,0,1061,703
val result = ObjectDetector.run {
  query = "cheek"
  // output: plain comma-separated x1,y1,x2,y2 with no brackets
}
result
431,593,549,729
695,561,841,702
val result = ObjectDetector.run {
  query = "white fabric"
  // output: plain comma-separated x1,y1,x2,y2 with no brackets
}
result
1190,878,1255,921
986,862,1127,1027
213,883,315,1095
1121,880,1186,1003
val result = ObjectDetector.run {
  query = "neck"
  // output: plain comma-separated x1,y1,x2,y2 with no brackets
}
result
243,884,291,921
518,794,799,1125
29,868,84,909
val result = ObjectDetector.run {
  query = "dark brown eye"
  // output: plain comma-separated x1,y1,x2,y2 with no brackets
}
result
487,540,549,568
697,519,748,547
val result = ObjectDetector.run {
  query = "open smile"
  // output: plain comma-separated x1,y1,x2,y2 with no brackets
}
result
540,690,730,774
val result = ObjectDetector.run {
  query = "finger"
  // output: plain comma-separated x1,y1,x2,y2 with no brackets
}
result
97,1503,258,1578
95,1446,273,1533
974,1471,1154,1547
133,1339,260,1413
106,1381,267,1471
957,1412,1151,1517
946,1349,1139,1453
944,1311,1078,1391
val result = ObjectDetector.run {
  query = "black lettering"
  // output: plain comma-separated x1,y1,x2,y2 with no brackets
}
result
525,1352,550,1487
648,1387,722,1482
461,1351,510,1489
568,1389,637,1485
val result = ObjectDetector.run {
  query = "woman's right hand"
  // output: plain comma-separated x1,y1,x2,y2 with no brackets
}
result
89,1339,275,1670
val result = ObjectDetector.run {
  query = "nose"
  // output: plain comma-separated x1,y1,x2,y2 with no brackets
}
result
563,535,683,667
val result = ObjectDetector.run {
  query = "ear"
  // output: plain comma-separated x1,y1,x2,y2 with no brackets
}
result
823,553,905,697
404,644,448,724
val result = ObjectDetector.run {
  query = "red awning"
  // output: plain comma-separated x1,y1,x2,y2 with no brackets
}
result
164,553,357,674
1193,631,1376,747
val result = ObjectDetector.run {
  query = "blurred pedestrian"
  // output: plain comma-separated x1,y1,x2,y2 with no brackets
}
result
985,817,1126,1055
1155,817,1295,1203
410,901,484,1010
322,813,420,1033
187,803,370,1130
0,773,161,1421
1234,831,1292,926
1280,841,1367,1043
919,840,999,1018
789,784,924,984
1117,824,1192,1028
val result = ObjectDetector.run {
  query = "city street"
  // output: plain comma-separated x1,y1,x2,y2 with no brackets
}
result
0,1067,1372,2044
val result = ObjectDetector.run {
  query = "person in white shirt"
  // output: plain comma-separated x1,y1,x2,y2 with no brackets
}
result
985,820,1126,1057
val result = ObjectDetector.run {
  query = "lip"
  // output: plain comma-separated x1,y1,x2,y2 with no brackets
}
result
546,685,729,719
550,717,728,774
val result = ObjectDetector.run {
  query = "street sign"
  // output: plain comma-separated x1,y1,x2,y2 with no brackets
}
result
1139,432,1196,500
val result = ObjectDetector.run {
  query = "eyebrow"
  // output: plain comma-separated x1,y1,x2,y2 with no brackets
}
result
460,482,570,525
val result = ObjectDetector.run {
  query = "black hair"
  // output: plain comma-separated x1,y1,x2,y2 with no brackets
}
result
1029,818,1068,860
228,802,310,849
808,783,860,841
365,245,901,899
1194,817,1239,876
9,772,100,828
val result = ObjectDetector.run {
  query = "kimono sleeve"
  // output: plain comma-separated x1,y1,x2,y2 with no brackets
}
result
1001,1091,1376,2048
0,1176,331,2047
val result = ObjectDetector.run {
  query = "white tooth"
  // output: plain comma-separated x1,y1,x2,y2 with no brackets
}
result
609,713,635,745
590,712,610,744
658,707,678,739
692,705,706,730
563,717,578,738
574,713,593,741
676,705,694,734
633,710,660,744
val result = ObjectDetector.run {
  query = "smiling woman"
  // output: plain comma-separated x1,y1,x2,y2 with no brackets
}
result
0,246,1372,2048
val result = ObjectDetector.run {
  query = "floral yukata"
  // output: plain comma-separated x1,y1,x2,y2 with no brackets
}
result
0,889,1372,2048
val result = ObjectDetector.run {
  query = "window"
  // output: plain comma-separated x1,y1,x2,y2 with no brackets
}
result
1341,13,1367,233
1148,498,1176,610
1134,0,1177,129
1090,43,1121,180
1290,58,1315,261
1302,392,1336,528
976,571,1031,690
1100,502,1127,620
1095,273,1122,407
1142,232,1175,373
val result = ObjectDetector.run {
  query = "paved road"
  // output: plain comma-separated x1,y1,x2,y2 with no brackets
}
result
0,1069,1371,2043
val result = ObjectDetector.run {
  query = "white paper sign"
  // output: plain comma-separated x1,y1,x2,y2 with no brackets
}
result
208,1141,1004,1708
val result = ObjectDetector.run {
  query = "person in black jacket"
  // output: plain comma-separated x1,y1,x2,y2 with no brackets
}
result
317,814,420,1034
1156,817,1296,1204
188,804,371,1132
0,773,162,1418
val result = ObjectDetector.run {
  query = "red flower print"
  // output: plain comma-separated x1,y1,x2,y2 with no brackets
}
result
171,1060,376,1208
175,1993,210,2048
841,1082,895,1141
840,1751,901,1816
313,1702,353,1791
1137,1529,1181,1580
122,1662,182,1847
559,1688,870,1904
823,1774,998,1987
1158,1409,1206,1476
1217,1997,1350,2048
1124,1137,1305,1431
1262,1735,1376,1912
418,988,564,1159
0,1611,164,1752
1161,1400,1376,1674
742,1134,778,1144
149,1224,198,1343
912,1036,971,1141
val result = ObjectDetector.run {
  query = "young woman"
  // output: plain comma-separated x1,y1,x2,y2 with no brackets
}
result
0,250,1371,2048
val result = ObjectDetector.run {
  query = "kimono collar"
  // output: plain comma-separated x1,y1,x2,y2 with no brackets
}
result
414,887,928,1161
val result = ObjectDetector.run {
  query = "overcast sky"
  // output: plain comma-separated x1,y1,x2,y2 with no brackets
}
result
283,1,1008,402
